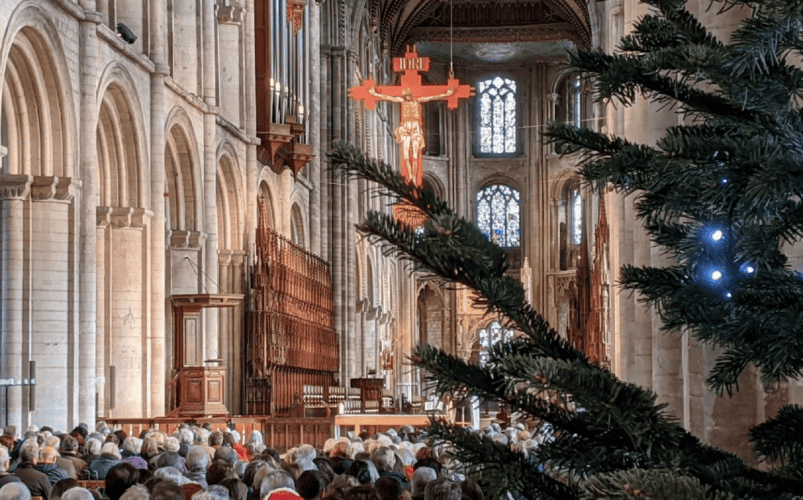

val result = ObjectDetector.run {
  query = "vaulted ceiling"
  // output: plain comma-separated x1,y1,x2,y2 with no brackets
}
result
370,0,591,60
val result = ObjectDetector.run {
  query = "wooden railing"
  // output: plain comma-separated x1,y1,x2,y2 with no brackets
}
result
105,416,334,452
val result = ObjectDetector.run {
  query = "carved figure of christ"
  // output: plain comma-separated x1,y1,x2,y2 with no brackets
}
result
367,86,455,184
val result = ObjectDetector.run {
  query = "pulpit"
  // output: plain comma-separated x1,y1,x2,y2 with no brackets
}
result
169,294,243,417
350,378,384,413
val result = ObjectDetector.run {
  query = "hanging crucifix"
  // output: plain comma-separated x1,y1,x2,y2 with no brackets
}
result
350,45,474,188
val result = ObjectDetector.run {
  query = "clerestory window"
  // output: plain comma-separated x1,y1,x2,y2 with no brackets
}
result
477,77,517,155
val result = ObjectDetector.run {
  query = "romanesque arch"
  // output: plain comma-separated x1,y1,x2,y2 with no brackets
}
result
94,69,149,419
0,7,78,430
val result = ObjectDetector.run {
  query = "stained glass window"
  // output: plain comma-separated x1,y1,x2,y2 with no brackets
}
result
572,189,582,245
477,184,520,247
478,320,514,366
478,77,517,154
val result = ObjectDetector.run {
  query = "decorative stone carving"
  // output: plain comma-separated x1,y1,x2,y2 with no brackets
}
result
30,176,79,202
170,230,204,249
217,2,244,24
0,174,33,201
109,207,153,229
286,0,307,34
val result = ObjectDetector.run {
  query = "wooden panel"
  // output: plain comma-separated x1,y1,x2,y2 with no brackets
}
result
184,314,200,366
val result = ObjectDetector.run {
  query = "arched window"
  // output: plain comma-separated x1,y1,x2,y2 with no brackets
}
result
559,180,585,270
477,320,514,366
476,184,520,247
477,77,517,155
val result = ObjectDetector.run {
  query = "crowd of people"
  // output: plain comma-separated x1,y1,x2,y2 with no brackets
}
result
0,421,539,500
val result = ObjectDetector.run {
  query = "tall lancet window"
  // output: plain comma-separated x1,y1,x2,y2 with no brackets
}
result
477,77,517,155
572,188,583,245
478,320,514,366
476,184,520,247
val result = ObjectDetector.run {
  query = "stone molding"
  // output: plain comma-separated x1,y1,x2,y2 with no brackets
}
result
96,207,153,228
30,176,81,202
217,3,245,25
0,175,33,201
170,230,205,249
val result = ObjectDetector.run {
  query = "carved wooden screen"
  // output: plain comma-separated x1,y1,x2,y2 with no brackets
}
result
247,196,338,415
568,197,608,366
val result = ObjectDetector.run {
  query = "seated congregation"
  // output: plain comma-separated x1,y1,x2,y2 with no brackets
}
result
0,422,539,500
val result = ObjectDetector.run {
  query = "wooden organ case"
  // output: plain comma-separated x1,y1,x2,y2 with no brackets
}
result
247,197,338,415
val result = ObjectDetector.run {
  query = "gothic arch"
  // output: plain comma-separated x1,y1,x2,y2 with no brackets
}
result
96,64,147,208
216,142,244,250
421,173,445,199
164,107,202,231
257,181,277,231
1,6,75,177
290,202,306,249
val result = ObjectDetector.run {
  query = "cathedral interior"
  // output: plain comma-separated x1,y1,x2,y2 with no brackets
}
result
1,0,801,462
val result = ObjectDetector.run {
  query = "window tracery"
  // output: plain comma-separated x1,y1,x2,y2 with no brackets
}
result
477,77,517,155
477,320,514,366
476,184,520,247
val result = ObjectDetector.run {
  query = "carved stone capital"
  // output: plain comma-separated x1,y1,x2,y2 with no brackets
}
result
97,207,113,227
31,176,80,202
230,250,247,267
170,230,204,249
217,2,244,24
110,207,153,228
0,174,33,201
218,250,233,266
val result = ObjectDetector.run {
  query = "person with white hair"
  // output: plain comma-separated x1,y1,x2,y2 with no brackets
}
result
154,467,190,486
246,431,264,448
12,443,51,498
0,447,22,488
88,442,121,480
259,470,295,500
117,484,150,500
83,438,102,464
184,446,209,489
36,446,70,485
61,487,95,500
0,482,31,500
176,429,194,458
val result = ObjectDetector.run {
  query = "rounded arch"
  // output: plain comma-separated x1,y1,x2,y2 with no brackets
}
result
96,63,148,208
1,5,76,177
257,181,277,231
164,107,202,231
421,173,445,199
290,202,306,249
216,141,244,250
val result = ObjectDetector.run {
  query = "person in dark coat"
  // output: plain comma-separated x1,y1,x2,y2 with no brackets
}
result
13,444,51,499
36,447,70,485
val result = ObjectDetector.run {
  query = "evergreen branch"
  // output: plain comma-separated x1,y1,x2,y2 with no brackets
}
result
423,420,579,500
579,468,738,500
750,404,803,469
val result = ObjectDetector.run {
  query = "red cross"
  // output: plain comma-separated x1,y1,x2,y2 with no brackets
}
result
350,45,474,187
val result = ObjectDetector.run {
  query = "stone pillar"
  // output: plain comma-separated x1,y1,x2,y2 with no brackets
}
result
150,0,168,417
218,252,232,407
0,175,32,429
202,0,219,362
231,251,245,413
79,4,101,425
330,47,347,381
244,0,258,316
309,0,322,256
346,50,359,382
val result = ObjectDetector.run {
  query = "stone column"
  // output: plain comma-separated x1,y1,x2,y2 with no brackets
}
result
330,46,347,381
0,175,32,429
244,0,258,312
231,251,245,413
309,0,322,256
218,252,232,408
78,3,101,425
203,0,219,362
150,0,168,416
346,50,359,382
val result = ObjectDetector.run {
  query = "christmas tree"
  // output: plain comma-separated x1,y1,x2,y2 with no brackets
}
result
328,0,803,497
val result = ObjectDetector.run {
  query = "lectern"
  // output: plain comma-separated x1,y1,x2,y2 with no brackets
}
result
168,294,243,417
